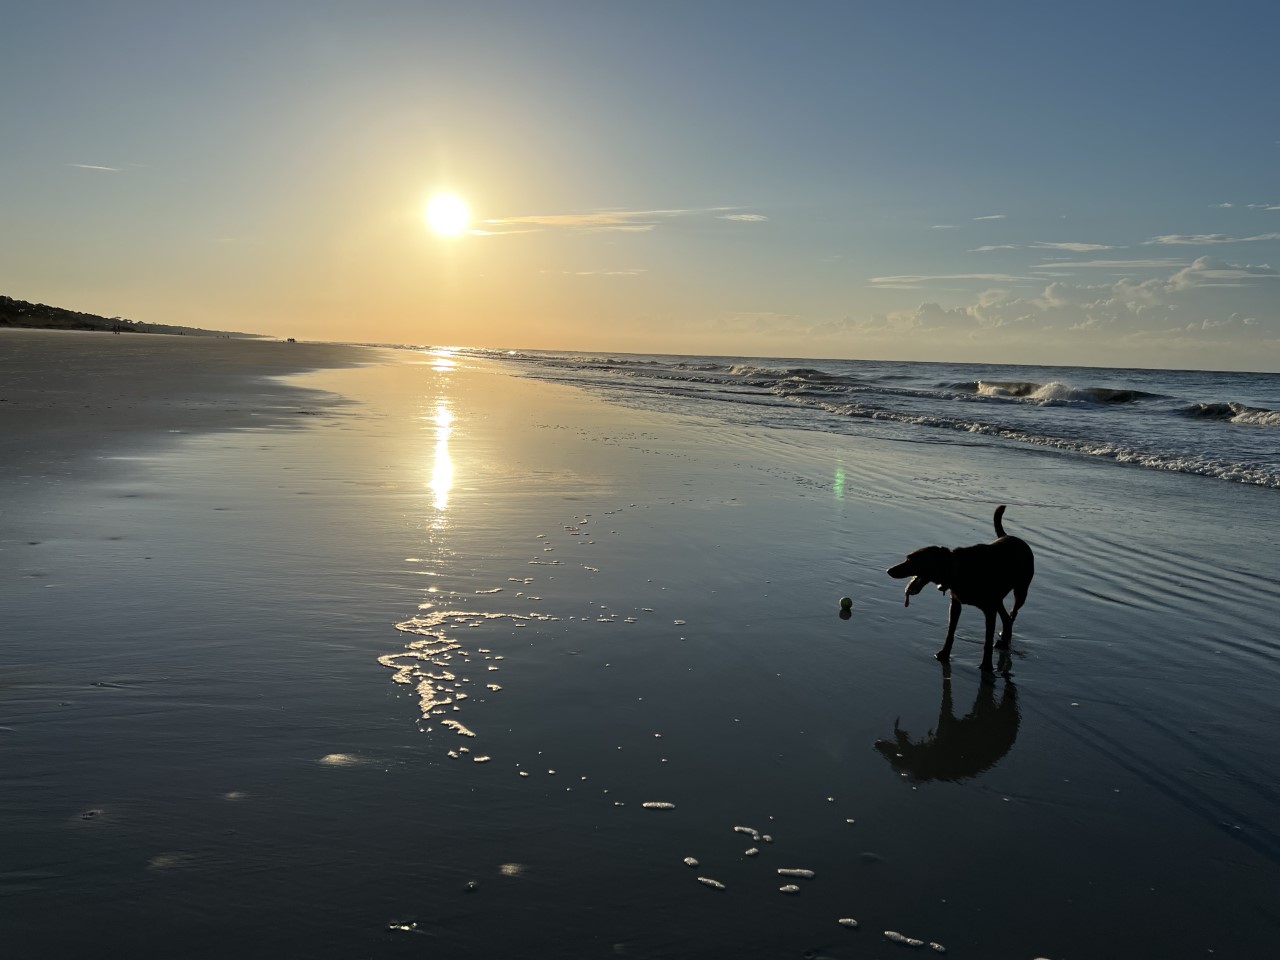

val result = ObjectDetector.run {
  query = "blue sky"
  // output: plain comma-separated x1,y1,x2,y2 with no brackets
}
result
3,1,1278,369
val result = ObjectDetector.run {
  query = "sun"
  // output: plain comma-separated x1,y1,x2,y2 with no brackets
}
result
425,193,470,236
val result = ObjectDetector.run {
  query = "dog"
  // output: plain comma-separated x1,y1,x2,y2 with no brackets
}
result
886,505,1034,672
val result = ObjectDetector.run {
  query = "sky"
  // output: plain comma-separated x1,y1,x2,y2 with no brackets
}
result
3,1,1279,370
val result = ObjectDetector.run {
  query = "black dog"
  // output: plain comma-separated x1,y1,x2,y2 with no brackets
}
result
886,505,1034,672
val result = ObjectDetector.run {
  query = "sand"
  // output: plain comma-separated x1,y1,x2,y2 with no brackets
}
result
2,337,1278,958
0,329,374,482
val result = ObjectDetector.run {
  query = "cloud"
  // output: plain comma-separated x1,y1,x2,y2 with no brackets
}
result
483,209,683,231
930,224,958,230
483,205,755,233
1143,232,1280,245
1031,258,1184,269
66,163,119,172
870,273,1038,287
854,258,1279,345
970,244,1020,252
972,214,1007,221
1167,256,1278,289
1031,241,1116,252
1197,313,1258,331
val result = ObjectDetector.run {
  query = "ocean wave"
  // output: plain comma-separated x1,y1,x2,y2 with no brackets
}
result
1183,402,1280,426
672,361,727,372
728,364,836,381
796,396,1280,488
974,380,1160,405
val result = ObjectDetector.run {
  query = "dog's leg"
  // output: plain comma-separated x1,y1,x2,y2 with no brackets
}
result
995,601,1013,649
1009,582,1029,622
996,648,1013,676
937,596,962,662
980,608,997,675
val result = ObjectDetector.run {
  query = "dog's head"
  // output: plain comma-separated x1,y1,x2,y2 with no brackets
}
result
886,546,952,607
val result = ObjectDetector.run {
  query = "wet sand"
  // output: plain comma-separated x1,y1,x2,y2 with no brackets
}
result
2,341,1278,958
0,329,373,483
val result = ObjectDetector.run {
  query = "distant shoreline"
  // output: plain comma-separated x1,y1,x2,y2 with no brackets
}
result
0,293,256,339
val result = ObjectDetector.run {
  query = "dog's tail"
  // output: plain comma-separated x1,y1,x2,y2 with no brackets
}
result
994,504,1007,538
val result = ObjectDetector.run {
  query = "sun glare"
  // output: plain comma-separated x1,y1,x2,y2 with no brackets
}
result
425,193,470,236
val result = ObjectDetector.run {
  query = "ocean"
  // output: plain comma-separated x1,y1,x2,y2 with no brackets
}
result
478,349,1280,489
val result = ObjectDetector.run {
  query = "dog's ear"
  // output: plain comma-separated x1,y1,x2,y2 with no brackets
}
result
889,547,951,605
904,575,928,606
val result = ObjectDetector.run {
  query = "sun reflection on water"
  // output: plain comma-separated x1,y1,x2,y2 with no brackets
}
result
427,346,460,372
429,403,454,512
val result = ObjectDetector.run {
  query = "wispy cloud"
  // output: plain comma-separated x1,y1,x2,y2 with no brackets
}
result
1031,241,1116,252
66,163,119,172
482,206,749,233
1032,258,1184,269
972,214,1006,221
930,224,958,230
719,213,768,222
870,272,1036,289
1211,202,1280,211
483,210,673,231
971,244,1019,252
1143,232,1280,245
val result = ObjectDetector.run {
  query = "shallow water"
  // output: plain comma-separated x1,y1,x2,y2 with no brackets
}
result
482,348,1280,488
3,348,1278,958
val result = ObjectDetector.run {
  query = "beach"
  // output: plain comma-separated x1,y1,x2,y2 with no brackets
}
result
2,330,1278,959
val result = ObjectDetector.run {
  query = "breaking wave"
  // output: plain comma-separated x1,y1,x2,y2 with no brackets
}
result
1183,402,1280,426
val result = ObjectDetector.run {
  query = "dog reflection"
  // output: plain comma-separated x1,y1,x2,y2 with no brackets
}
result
875,660,1019,782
